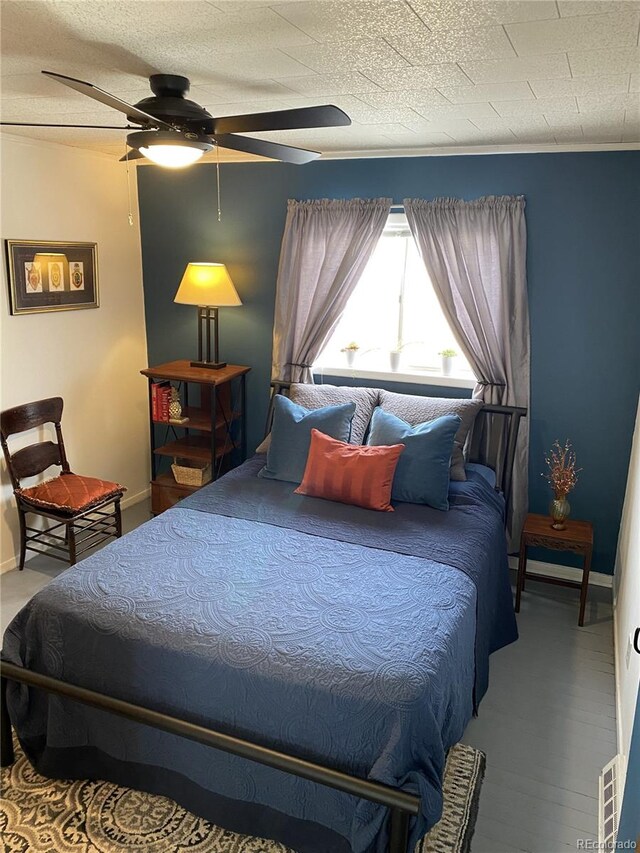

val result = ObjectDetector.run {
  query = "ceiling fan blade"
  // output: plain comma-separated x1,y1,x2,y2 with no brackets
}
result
214,134,320,165
1,121,130,129
119,150,147,162
42,70,174,130
199,105,350,136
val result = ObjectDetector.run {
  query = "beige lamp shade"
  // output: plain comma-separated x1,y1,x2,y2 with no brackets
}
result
174,262,242,307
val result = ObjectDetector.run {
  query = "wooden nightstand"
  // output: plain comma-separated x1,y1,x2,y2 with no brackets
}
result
515,513,594,627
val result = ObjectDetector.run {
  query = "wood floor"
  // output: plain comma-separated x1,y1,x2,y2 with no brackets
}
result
0,502,615,853
465,579,614,852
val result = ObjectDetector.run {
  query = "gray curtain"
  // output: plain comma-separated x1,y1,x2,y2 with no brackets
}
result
404,195,530,549
271,198,391,383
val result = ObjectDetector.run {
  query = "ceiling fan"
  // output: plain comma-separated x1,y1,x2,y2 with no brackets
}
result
1,71,351,167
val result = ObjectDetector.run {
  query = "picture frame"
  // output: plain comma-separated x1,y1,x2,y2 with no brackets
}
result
5,239,99,315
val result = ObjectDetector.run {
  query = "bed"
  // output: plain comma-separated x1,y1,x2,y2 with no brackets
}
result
1,383,525,853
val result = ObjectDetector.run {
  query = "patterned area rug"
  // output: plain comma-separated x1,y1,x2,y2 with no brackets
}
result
0,740,484,852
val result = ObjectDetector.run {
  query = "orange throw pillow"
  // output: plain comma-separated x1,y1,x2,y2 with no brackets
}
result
294,429,404,512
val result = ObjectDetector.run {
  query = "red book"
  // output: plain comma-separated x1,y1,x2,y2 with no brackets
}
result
152,381,170,422
160,385,170,422
151,383,159,421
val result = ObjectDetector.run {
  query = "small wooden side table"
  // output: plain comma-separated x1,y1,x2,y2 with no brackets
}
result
515,513,594,627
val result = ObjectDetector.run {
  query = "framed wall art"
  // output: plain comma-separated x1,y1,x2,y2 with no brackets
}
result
5,240,99,315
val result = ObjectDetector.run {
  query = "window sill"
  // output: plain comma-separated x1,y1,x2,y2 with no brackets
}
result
313,365,477,390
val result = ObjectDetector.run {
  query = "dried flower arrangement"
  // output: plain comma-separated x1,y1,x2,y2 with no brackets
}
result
340,341,360,352
542,440,581,499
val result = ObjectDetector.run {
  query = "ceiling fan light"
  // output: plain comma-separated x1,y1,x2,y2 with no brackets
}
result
139,144,205,168
127,130,212,168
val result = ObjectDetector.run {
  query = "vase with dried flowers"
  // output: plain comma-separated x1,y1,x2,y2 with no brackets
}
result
542,439,581,530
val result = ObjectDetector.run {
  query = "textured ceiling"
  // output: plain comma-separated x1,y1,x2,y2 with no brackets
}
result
1,0,639,162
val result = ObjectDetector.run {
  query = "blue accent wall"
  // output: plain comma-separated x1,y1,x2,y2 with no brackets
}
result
137,151,640,575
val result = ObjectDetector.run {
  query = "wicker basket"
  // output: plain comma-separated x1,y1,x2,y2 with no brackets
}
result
171,458,212,487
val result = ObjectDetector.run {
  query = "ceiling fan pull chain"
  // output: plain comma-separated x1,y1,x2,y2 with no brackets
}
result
216,144,222,222
124,141,134,227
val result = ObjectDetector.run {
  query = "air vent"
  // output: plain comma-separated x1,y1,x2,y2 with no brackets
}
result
599,755,624,849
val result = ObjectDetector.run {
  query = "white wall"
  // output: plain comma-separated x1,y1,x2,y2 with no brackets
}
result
0,135,149,572
614,396,640,784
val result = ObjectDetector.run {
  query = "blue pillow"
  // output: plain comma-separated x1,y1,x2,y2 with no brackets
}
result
259,394,356,484
367,407,461,510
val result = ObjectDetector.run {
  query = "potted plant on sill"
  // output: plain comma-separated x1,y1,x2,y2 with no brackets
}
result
340,341,359,367
389,348,402,373
439,348,457,376
389,340,414,372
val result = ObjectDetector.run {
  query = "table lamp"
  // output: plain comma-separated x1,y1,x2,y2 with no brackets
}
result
174,262,241,369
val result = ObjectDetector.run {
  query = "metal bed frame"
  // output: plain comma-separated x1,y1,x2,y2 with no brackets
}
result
1,380,526,853
0,663,417,850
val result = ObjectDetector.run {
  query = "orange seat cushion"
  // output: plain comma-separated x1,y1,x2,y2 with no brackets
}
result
18,473,125,515
294,429,404,512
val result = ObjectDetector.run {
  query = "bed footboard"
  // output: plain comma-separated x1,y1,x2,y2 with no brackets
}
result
1,675,13,766
0,661,418,852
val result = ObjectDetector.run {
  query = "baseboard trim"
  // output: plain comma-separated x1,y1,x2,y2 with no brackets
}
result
0,487,150,575
613,604,624,758
508,555,613,588
121,486,151,512
0,556,18,575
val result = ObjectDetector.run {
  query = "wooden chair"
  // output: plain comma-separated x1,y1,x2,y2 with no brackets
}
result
0,397,125,569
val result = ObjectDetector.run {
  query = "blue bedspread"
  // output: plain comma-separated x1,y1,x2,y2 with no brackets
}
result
3,458,516,853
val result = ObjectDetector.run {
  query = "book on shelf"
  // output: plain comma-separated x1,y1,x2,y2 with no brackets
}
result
160,384,170,421
151,380,171,422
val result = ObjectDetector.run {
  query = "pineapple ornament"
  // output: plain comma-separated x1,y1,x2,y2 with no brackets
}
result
169,386,183,421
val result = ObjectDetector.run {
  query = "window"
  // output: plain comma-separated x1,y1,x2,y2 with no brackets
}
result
315,213,475,387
